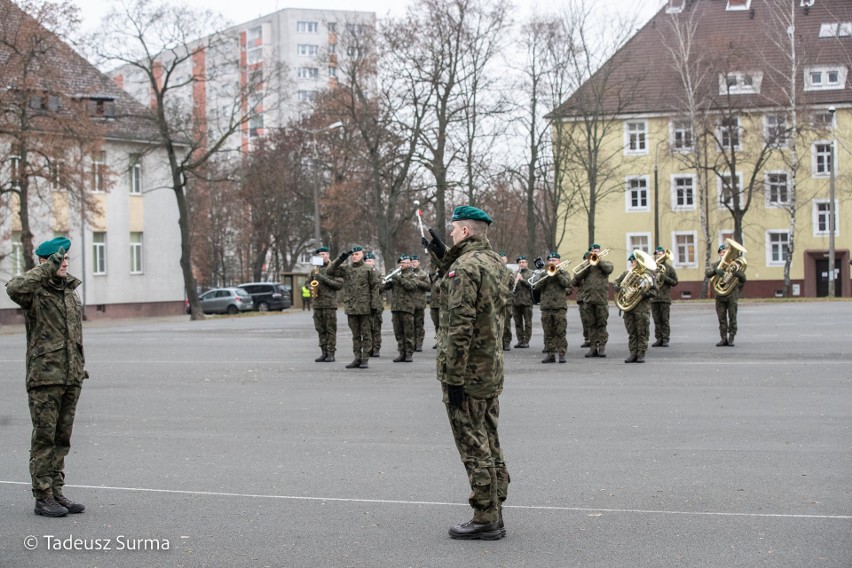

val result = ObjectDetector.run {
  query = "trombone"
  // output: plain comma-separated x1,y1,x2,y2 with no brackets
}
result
530,260,572,286
382,267,403,284
572,249,610,275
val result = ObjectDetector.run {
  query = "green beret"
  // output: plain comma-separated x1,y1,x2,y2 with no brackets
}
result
410,255,419,260
498,251,507,257
351,245,364,252
35,237,71,258
628,254,636,262
398,254,410,262
315,246,329,254
548,252,561,259
451,205,493,225
718,244,727,252
516,255,527,261
364,252,375,259
590,243,601,250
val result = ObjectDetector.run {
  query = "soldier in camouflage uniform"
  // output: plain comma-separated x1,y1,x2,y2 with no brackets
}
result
311,246,344,363
614,254,656,363
574,252,592,349
364,252,384,357
383,255,419,362
499,252,514,351
651,246,678,347
6,237,87,518
706,244,747,347
327,245,381,368
409,255,431,352
426,205,510,541
533,253,573,363
511,257,533,348
573,244,613,358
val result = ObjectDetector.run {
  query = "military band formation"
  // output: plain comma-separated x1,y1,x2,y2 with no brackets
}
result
7,206,748,542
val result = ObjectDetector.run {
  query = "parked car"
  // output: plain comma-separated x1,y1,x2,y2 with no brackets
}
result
191,287,255,315
238,282,292,311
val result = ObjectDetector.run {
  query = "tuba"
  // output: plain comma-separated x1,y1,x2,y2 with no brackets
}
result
615,250,657,312
711,238,748,297
573,249,610,275
655,249,673,289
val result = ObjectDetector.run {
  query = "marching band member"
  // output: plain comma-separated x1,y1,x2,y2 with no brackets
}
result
651,246,678,347
533,252,572,363
512,257,533,349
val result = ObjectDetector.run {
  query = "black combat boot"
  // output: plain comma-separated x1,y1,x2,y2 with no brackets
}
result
358,359,369,368
393,352,406,362
624,352,637,363
635,352,645,363
54,494,85,514
661,339,669,347
541,353,556,363
580,340,591,348
716,336,729,347
597,346,606,358
503,344,511,351
34,495,68,517
727,334,735,347
651,339,663,347
415,345,423,352
584,347,598,358
324,353,335,362
448,519,506,540
558,353,566,363
315,351,328,362
345,359,361,368
371,350,380,358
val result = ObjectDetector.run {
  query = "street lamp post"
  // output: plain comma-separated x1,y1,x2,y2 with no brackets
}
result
828,106,836,297
298,121,343,247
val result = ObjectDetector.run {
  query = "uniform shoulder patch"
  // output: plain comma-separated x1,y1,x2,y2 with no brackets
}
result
447,271,456,278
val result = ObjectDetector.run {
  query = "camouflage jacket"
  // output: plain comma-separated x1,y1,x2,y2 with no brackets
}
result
312,264,344,310
384,268,419,314
705,260,746,302
533,267,572,310
436,235,506,399
573,277,587,304
429,270,443,309
512,268,534,306
368,267,385,311
652,261,679,304
6,262,88,391
411,268,431,309
328,258,380,315
573,260,614,305
614,269,656,314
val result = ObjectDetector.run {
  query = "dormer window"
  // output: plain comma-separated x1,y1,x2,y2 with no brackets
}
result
719,71,763,95
76,96,116,118
666,0,685,14
819,22,852,38
804,65,847,91
726,0,751,11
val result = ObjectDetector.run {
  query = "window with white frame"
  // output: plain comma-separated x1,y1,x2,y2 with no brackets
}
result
813,141,833,176
92,151,107,192
671,120,693,151
673,232,697,266
327,22,337,33
297,21,319,33
624,121,647,153
719,230,736,249
92,232,106,274
328,66,337,78
813,199,839,236
812,110,835,130
130,232,143,274
765,172,790,206
766,230,790,265
719,71,762,95
818,22,852,38
804,66,847,91
9,148,20,189
50,160,65,191
129,154,142,195
246,26,263,64
718,172,744,208
297,44,319,56
625,176,649,211
297,90,316,102
11,231,24,275
719,116,740,149
726,0,751,10
672,175,696,210
765,114,788,147
249,113,264,138
297,67,319,79
626,233,652,255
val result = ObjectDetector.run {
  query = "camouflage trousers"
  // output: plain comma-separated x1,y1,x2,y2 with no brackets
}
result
443,387,509,524
587,303,609,349
623,307,651,355
715,299,738,337
502,306,513,348
541,308,568,354
577,302,591,343
347,314,373,360
28,384,82,499
313,308,338,356
391,311,415,356
371,309,383,353
513,305,533,344
414,308,426,350
651,302,671,341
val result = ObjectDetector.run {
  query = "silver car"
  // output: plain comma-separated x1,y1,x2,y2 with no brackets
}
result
197,287,255,315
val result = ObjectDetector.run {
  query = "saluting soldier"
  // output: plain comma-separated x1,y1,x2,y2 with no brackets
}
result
533,252,572,363
651,246,678,347
614,254,656,363
499,252,514,351
409,255,431,352
6,237,88,517
511,256,533,348
327,245,381,368
312,246,344,363
364,252,384,357
384,254,419,362
425,205,510,541
574,252,592,349
706,243,747,347
574,243,613,358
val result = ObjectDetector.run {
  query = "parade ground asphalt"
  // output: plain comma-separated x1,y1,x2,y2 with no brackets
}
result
0,300,850,568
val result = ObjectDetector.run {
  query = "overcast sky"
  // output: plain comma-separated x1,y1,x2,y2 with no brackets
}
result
72,0,665,32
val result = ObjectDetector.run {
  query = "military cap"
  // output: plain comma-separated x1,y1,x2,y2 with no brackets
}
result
410,255,419,260
364,252,375,259
398,254,410,262
498,250,507,257
548,251,561,259
314,245,329,254
451,205,493,225
35,237,71,258
352,245,364,252
516,255,527,262
628,254,636,262
655,246,665,253
590,243,601,250
718,244,727,252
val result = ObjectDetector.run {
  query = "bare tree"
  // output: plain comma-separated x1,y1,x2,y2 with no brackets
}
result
85,0,286,319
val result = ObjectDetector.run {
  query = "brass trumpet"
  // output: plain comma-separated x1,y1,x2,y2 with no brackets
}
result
530,260,571,286
572,249,610,275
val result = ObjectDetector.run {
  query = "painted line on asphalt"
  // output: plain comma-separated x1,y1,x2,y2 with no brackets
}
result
0,359,848,365
1,480,849,520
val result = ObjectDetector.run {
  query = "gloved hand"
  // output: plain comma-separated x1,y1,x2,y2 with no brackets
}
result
446,384,465,409
338,250,353,262
424,228,447,259
49,247,66,268
534,257,545,270
715,268,725,277
420,236,430,249
733,271,745,280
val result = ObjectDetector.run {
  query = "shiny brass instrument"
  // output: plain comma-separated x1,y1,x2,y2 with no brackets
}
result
382,267,403,284
309,267,320,299
710,238,748,297
572,248,610,275
511,266,522,293
655,249,673,289
530,260,572,286
615,250,657,312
